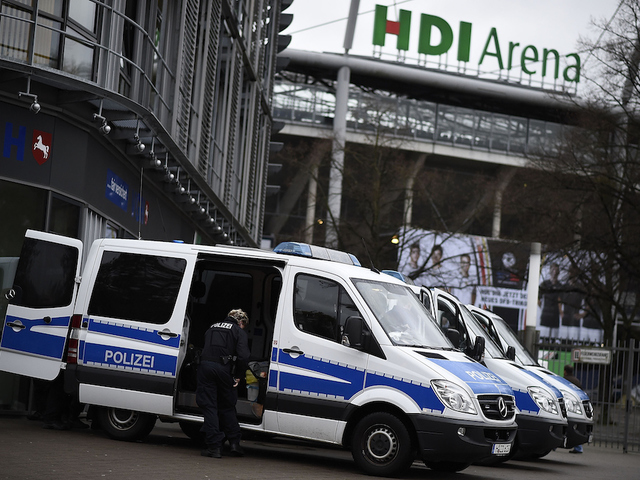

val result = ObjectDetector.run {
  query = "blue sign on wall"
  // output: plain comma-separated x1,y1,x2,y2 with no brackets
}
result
105,169,128,211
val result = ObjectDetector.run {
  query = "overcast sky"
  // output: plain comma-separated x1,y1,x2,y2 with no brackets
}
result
285,0,622,80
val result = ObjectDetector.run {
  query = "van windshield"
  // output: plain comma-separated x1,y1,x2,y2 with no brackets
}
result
353,278,452,348
459,304,506,358
491,315,539,366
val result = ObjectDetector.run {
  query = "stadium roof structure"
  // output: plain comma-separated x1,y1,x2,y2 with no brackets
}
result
282,49,584,124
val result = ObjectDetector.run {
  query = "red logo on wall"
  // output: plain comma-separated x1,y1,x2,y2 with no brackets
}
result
32,130,52,165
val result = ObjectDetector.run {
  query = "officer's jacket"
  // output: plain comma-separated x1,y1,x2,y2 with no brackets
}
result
201,316,250,375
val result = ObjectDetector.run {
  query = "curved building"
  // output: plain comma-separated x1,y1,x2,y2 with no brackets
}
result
0,0,289,414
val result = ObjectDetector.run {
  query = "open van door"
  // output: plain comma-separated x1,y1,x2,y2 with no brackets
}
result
0,230,82,380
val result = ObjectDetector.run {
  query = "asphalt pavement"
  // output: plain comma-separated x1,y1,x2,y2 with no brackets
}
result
1,414,638,480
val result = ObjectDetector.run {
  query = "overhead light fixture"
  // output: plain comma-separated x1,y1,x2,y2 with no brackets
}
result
173,168,186,194
93,99,111,135
18,77,40,114
163,158,175,182
148,138,161,167
134,118,145,153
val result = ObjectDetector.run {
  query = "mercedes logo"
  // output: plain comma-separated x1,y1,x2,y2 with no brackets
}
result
497,396,508,418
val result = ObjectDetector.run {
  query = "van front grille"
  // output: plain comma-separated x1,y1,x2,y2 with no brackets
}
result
478,394,516,421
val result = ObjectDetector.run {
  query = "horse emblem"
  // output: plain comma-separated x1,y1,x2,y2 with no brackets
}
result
32,130,52,165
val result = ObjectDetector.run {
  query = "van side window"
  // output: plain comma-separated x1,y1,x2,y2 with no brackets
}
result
88,252,186,324
11,238,78,308
294,274,359,342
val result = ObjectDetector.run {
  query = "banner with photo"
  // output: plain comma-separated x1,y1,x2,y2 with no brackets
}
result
396,228,604,341
537,252,604,343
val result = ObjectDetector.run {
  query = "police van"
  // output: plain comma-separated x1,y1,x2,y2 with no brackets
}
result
466,305,594,450
412,286,568,461
0,231,518,476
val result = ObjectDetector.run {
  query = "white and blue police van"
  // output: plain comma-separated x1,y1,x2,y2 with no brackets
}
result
0,231,517,476
411,286,569,461
467,305,594,451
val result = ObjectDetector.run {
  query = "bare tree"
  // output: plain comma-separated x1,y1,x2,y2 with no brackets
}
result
518,0,640,343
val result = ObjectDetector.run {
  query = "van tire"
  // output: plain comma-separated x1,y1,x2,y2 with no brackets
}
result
98,407,157,441
351,412,414,477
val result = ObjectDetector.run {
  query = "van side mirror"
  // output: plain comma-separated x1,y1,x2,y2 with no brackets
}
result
506,345,516,361
445,328,461,348
342,316,369,350
471,336,485,362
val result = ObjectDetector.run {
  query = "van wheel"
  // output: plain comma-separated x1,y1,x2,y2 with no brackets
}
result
351,412,414,477
179,421,205,443
98,407,156,441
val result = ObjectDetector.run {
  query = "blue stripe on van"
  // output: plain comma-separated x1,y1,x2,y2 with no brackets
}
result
278,351,365,400
365,372,445,412
429,359,514,396
513,388,540,414
87,318,181,348
541,372,590,401
520,368,563,398
81,341,177,376
1,315,68,359
276,349,443,411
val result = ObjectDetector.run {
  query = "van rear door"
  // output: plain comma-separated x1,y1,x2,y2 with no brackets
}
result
0,230,82,380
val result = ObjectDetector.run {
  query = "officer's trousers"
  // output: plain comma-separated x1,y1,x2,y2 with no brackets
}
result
196,360,241,448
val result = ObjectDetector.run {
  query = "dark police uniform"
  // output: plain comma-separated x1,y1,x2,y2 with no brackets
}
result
196,316,250,454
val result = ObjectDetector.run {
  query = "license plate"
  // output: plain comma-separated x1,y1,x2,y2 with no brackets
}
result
492,443,511,456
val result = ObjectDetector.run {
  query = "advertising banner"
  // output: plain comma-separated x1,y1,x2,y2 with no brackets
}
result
397,228,604,341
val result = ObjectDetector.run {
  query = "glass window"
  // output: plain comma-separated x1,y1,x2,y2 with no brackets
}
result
62,34,93,78
294,274,357,342
38,0,64,17
88,252,187,324
49,195,80,238
68,0,95,32
0,5,32,62
354,279,450,347
0,180,47,257
33,18,62,67
11,237,78,308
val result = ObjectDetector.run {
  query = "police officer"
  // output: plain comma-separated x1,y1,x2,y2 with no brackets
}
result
197,309,250,458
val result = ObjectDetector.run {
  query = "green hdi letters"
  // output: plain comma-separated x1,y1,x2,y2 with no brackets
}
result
373,4,580,83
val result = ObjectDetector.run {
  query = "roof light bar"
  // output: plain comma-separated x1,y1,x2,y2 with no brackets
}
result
273,242,361,266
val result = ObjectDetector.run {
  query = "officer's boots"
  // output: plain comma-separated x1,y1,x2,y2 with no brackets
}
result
201,445,222,458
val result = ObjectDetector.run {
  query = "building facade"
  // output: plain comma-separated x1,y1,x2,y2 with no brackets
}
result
0,0,289,413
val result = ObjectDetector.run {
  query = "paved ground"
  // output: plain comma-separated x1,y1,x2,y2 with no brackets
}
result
1,415,638,480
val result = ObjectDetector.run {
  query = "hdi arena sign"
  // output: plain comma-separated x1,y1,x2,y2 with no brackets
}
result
373,4,581,83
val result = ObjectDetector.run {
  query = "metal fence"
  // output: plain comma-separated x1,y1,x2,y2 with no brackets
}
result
536,338,639,452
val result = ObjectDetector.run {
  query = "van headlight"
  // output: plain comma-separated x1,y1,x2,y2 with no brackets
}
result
561,390,583,415
431,379,477,414
528,386,559,415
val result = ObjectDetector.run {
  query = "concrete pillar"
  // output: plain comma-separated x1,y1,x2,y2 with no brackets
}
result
326,65,350,247
525,242,541,356
305,164,318,244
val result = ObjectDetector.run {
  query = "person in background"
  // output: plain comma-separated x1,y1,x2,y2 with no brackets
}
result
197,309,250,458
564,364,584,454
